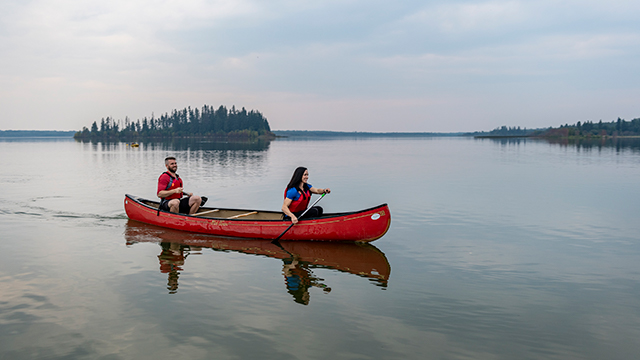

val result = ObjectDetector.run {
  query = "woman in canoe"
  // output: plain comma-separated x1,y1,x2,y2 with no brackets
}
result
282,166,331,224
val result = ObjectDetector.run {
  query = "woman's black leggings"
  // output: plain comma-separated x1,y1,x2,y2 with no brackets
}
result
287,206,324,220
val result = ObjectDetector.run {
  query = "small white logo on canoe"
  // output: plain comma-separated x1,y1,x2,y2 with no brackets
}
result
371,213,381,220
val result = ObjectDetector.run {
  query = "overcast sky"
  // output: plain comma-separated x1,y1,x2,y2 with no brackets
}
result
1,0,639,132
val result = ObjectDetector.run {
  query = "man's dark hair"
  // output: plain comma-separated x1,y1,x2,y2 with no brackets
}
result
165,156,176,165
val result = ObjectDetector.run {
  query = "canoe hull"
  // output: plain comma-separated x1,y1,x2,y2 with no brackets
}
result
124,194,391,242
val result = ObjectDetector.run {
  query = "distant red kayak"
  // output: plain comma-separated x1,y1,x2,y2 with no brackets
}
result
124,194,391,242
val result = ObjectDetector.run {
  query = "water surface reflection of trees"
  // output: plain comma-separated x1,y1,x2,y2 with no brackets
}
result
481,137,640,154
77,139,273,185
76,138,272,152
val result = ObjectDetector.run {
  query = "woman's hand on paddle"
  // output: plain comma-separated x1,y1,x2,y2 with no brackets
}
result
323,188,331,194
291,215,298,224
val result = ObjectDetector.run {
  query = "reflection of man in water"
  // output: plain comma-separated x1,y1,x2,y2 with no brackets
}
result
282,258,331,305
158,242,187,294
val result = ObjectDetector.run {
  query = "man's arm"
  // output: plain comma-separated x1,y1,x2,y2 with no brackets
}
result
158,187,184,199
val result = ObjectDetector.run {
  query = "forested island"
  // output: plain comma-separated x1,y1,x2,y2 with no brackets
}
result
74,104,274,141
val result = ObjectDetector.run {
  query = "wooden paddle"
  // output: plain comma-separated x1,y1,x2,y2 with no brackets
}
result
274,193,327,241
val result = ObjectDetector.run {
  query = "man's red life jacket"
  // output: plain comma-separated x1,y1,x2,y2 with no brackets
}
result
285,187,311,213
158,172,183,200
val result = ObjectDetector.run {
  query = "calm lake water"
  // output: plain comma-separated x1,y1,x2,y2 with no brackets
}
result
2,136,640,359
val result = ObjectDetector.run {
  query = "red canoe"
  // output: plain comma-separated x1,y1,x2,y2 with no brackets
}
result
124,194,391,242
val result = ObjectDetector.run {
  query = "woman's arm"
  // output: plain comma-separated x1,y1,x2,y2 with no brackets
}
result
282,198,298,224
309,187,331,195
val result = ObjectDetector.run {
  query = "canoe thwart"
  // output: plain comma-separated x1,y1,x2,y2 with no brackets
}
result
228,211,257,219
195,209,220,216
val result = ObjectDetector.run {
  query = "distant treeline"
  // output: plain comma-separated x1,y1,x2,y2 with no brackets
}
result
534,117,640,137
74,104,273,140
273,130,467,137
473,118,640,138
470,126,541,137
0,130,76,137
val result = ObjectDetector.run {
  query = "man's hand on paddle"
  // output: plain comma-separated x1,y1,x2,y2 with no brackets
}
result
170,187,193,197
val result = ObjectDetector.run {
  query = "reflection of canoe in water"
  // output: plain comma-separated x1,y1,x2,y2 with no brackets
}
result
124,220,391,287
124,194,391,242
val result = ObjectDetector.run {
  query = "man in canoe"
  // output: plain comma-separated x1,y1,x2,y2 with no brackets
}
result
157,157,204,214
282,166,330,224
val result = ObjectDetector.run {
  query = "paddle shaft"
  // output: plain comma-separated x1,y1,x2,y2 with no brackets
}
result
275,193,326,241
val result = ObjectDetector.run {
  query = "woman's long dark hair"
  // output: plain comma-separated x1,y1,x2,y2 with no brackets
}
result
286,166,310,198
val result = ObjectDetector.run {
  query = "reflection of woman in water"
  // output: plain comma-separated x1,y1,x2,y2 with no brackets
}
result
157,242,188,294
282,257,331,305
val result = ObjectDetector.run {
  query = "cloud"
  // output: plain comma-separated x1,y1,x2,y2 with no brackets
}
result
0,0,639,131
403,1,525,34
